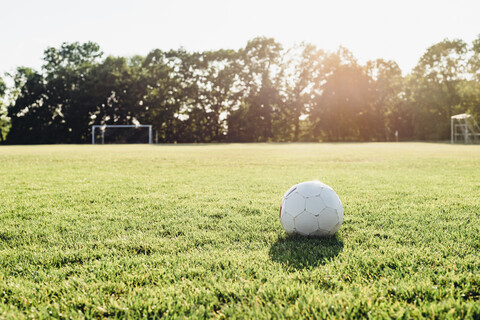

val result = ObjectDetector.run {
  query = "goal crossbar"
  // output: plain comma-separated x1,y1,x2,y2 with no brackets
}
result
92,125,152,144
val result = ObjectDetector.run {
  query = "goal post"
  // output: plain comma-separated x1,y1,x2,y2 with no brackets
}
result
451,114,480,144
92,125,152,144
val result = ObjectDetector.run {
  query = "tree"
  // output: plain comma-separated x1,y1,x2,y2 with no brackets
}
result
8,36,480,144
6,67,49,144
140,49,188,143
83,56,139,128
461,35,480,120
163,48,211,143
188,49,241,142
0,75,8,143
410,39,468,139
228,37,283,142
42,41,103,142
7,42,104,144
468,34,480,81
366,59,412,140
310,48,375,141
279,43,326,141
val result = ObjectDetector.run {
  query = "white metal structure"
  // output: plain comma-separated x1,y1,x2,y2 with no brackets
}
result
92,125,152,144
451,114,480,144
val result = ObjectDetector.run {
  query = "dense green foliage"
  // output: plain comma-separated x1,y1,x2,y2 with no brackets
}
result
3,36,480,144
0,75,7,143
0,143,479,318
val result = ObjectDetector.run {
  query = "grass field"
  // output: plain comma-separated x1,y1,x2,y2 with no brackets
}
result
0,143,479,319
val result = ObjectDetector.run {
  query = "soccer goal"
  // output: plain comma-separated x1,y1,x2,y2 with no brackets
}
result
92,125,152,144
451,114,480,144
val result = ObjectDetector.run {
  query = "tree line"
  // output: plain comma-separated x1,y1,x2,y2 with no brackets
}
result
1,36,480,144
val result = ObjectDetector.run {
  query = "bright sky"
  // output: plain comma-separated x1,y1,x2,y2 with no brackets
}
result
1,0,479,76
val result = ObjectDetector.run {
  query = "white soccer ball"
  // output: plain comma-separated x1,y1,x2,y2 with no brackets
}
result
279,181,344,237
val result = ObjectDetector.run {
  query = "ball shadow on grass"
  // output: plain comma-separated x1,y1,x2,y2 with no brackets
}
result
269,234,344,270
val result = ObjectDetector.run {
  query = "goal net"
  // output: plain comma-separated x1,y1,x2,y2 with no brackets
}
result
451,114,480,144
92,125,152,144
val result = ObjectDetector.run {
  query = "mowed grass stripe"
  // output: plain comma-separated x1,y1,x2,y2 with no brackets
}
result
0,143,479,319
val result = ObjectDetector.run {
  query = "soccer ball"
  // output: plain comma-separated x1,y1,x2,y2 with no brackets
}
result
279,181,343,237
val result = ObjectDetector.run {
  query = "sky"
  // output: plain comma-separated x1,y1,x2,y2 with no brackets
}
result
0,0,479,76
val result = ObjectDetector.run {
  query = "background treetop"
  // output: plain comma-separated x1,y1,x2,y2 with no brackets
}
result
3,35,480,144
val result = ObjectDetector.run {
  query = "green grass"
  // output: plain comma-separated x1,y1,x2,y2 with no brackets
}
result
0,143,479,319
